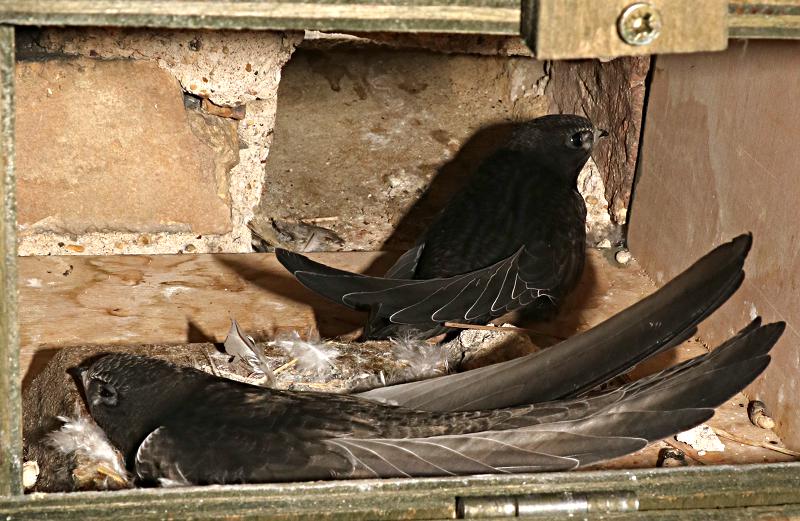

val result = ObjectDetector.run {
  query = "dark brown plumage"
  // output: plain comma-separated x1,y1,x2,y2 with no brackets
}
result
276,115,605,339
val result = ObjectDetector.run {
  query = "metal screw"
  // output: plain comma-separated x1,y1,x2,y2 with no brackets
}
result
617,2,662,46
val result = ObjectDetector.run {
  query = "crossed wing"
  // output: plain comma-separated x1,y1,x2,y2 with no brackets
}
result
276,247,564,325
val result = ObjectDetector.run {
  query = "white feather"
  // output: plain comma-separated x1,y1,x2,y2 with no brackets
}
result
159,476,191,488
271,330,339,374
390,332,447,380
47,416,128,480
224,318,275,383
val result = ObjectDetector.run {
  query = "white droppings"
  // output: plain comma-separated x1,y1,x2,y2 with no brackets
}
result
25,278,42,288
749,302,758,321
675,424,725,453
162,285,189,298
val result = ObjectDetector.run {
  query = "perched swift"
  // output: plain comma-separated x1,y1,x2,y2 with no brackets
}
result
276,115,607,339
77,235,781,486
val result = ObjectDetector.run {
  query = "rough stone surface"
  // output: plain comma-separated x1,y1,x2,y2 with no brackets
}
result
16,58,236,237
444,324,539,371
258,46,551,251
549,56,650,224
188,110,240,206
21,28,301,255
38,28,302,111
578,157,616,247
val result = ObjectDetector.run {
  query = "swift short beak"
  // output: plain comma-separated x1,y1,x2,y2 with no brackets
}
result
597,129,609,139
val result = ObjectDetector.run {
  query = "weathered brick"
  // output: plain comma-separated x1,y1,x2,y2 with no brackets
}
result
16,58,238,236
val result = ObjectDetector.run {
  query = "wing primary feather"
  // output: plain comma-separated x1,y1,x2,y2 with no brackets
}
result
338,320,779,476
357,235,753,411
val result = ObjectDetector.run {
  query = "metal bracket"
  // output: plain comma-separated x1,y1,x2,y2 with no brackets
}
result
457,491,639,518
523,0,729,60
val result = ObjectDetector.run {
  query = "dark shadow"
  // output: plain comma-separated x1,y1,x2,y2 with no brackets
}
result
22,348,61,391
187,319,217,344
218,122,522,340
625,55,657,244
226,119,601,343
215,252,400,339
380,120,519,252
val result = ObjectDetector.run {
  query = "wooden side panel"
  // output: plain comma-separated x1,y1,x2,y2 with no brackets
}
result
628,40,800,448
0,0,520,35
0,24,21,497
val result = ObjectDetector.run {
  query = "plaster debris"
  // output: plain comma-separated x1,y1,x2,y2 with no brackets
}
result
445,323,539,370
577,158,616,245
675,424,726,455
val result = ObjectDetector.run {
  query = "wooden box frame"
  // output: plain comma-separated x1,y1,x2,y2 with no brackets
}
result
1,2,800,518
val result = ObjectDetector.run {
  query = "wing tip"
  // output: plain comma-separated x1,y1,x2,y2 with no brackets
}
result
765,320,787,338
275,247,303,274
733,232,753,252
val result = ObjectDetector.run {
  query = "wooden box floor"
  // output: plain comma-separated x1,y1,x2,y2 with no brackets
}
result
18,248,796,471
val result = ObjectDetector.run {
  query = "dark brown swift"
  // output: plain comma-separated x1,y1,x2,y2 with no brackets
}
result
276,115,606,339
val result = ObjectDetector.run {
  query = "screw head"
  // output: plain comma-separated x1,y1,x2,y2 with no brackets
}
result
618,2,662,46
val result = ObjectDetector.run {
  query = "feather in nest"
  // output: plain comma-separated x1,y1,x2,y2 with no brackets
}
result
271,330,340,375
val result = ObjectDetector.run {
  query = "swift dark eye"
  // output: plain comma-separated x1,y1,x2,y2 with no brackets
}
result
94,382,118,406
568,130,594,150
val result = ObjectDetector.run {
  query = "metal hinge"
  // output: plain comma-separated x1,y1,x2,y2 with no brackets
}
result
456,491,639,518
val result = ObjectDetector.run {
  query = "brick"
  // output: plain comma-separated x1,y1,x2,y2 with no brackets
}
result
16,58,238,235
